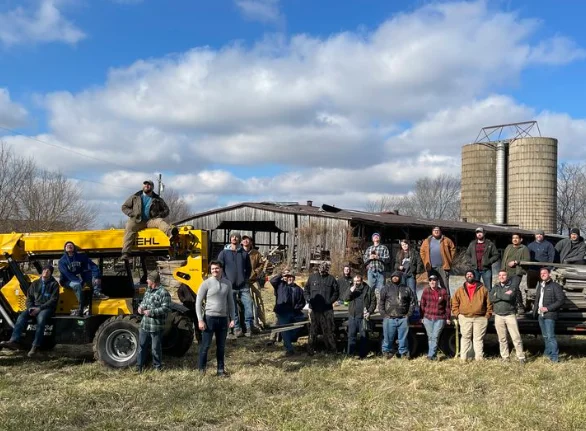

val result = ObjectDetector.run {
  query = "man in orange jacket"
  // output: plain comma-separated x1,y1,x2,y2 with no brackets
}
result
420,226,456,296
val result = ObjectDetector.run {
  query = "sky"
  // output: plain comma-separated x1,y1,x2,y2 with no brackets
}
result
1,0,586,225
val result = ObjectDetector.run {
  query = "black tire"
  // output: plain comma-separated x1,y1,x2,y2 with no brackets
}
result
438,328,457,358
162,311,194,357
407,330,418,357
93,315,140,368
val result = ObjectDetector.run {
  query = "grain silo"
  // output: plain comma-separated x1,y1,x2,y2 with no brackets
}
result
461,143,497,223
507,137,558,232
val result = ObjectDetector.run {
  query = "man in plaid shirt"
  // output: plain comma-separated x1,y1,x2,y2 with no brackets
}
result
363,233,390,309
420,275,451,360
136,271,171,372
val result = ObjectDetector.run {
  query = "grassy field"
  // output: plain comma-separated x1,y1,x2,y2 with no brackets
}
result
2,284,586,431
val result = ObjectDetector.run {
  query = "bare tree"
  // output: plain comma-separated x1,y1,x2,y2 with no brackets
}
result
103,219,127,229
557,163,586,235
162,188,193,224
0,142,35,228
366,174,461,220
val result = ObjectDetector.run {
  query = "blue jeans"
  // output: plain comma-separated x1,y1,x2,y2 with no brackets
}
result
276,311,305,352
233,288,254,332
403,274,417,297
198,316,228,371
538,316,558,362
422,318,445,358
368,270,385,291
473,269,492,291
11,308,53,347
137,329,163,370
382,317,409,355
347,316,368,358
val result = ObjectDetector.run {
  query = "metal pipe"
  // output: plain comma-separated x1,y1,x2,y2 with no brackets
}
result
495,141,507,224
0,303,15,328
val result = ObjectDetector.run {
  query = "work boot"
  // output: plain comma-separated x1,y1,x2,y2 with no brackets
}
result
0,340,20,350
519,358,526,366
250,326,261,335
234,329,244,338
216,369,230,378
27,346,38,358
93,291,109,300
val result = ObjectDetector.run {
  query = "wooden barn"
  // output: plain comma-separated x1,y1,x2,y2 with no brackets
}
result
176,201,548,274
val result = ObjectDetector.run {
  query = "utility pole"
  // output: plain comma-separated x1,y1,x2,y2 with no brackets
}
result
157,173,164,196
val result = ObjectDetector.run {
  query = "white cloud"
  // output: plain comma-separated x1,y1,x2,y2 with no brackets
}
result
2,0,586,224
0,89,29,128
0,0,85,47
235,0,283,26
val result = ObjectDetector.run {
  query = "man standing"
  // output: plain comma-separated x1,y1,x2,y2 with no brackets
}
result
270,270,306,356
242,235,264,288
136,271,171,372
304,262,340,355
555,228,586,265
466,227,499,290
217,231,254,337
59,241,108,316
451,270,492,361
120,180,178,261
527,230,556,292
395,239,423,298
0,264,59,357
502,233,531,313
341,274,376,359
532,268,566,362
490,270,526,364
379,271,415,359
363,233,390,295
196,261,235,376
420,227,456,295
337,264,353,305
419,275,450,360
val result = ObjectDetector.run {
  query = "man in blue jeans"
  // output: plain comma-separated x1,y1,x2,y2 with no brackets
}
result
270,270,306,355
0,264,59,357
136,271,171,372
363,233,390,311
196,261,236,376
342,274,376,359
419,275,451,360
379,271,415,359
466,227,499,291
217,231,254,338
532,268,566,362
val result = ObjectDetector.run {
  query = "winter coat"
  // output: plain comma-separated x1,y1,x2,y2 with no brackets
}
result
394,248,424,277
532,279,566,320
527,240,556,269
217,247,252,290
451,282,492,318
489,281,518,316
501,245,530,277
420,235,456,271
247,248,263,282
270,275,306,315
466,239,499,271
379,272,415,318
555,237,586,264
26,276,60,311
304,272,340,312
341,281,376,318
121,190,170,222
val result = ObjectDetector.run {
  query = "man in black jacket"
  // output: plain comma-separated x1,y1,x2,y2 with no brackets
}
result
466,227,500,291
341,274,376,358
0,264,59,357
304,262,339,355
532,268,566,362
270,270,306,355
336,264,353,305
379,271,415,359
555,228,586,265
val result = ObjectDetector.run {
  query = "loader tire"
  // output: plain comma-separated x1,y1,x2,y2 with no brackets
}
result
439,328,457,358
93,315,140,368
163,311,194,357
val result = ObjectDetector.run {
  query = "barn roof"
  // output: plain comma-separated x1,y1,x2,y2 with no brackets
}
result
176,201,545,236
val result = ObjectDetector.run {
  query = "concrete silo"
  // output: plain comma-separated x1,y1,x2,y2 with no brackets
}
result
461,143,497,223
507,137,558,232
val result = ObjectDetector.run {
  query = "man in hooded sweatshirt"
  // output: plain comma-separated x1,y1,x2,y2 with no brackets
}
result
451,270,492,361
555,228,586,265
304,262,339,355
0,264,59,357
59,241,108,316
341,274,376,358
379,271,415,359
270,270,306,355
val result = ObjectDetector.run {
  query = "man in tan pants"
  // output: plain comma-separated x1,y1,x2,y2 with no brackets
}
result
120,180,177,260
451,270,492,361
490,270,525,364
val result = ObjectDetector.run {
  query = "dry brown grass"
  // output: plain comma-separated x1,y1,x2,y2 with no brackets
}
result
2,287,586,430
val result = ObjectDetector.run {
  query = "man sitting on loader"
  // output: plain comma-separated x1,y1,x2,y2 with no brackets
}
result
0,264,59,357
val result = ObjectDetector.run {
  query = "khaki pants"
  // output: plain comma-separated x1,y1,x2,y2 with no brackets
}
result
458,315,488,361
122,218,172,255
494,314,525,360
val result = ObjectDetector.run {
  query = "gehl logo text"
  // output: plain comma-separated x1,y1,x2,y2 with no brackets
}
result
135,238,161,246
